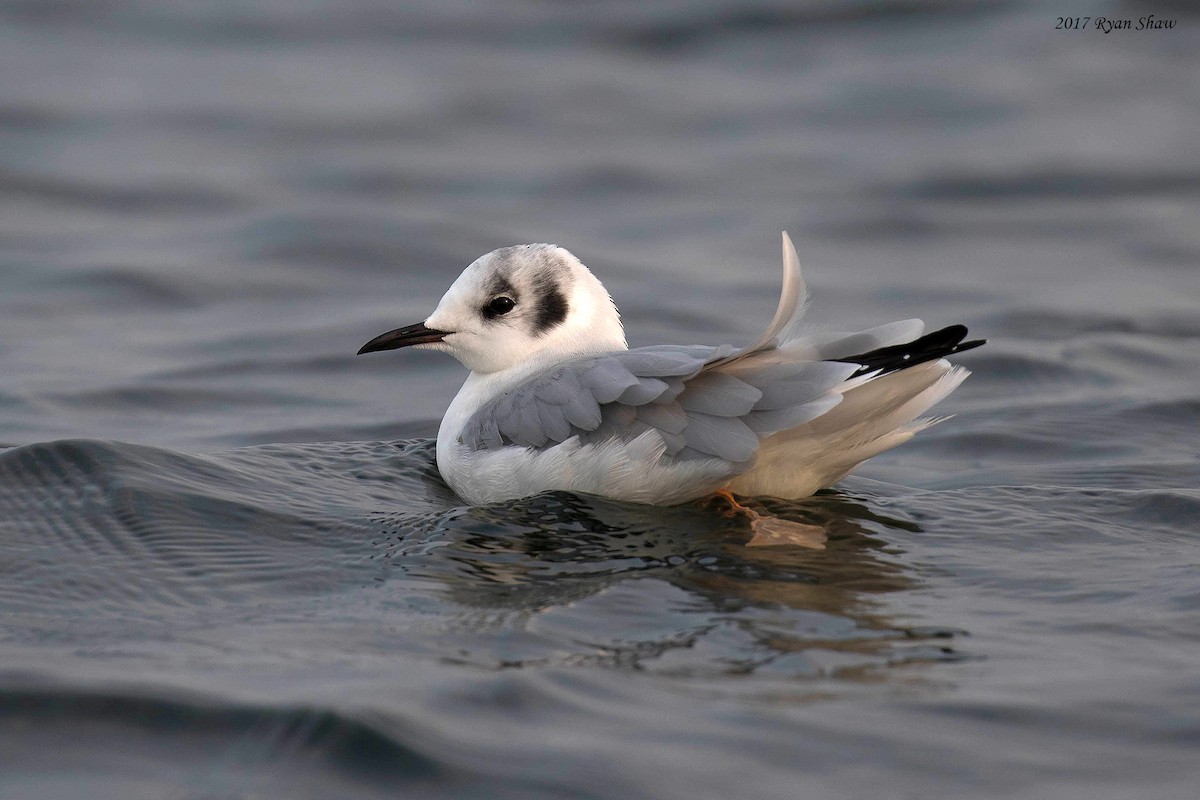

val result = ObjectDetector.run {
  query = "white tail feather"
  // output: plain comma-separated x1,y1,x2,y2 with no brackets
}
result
725,361,969,498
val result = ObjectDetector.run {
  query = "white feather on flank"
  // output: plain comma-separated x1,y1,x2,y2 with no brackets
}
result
438,428,737,507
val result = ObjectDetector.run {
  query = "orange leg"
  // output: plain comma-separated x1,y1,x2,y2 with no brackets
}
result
712,488,827,550
714,488,754,517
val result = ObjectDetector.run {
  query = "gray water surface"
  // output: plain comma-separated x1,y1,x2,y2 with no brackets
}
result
2,1,1199,798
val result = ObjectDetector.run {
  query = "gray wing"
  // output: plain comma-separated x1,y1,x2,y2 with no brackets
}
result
460,343,859,466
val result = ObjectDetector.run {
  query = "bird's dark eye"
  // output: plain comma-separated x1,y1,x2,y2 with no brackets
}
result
485,296,515,317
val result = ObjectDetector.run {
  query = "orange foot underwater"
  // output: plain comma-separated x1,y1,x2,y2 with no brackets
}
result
713,489,828,550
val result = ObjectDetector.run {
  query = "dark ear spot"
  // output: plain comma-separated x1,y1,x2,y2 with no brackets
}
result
532,277,569,335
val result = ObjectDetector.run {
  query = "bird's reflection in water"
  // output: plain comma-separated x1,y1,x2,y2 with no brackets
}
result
369,488,964,681
420,491,915,594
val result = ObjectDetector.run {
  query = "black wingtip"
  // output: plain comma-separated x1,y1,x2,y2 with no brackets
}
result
951,338,987,355
832,325,985,378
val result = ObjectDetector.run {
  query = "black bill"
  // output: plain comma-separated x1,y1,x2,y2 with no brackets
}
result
357,322,449,355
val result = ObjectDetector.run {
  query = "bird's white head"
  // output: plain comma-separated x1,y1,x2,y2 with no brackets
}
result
358,244,627,374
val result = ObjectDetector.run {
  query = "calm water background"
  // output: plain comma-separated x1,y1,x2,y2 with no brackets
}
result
2,1,1199,797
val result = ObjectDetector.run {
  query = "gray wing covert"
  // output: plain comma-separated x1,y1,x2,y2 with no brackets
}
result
460,343,858,466
460,345,711,452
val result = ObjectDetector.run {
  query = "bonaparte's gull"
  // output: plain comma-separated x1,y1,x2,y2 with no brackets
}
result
359,233,983,506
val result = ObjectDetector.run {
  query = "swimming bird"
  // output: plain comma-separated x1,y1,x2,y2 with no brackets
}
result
359,233,983,507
